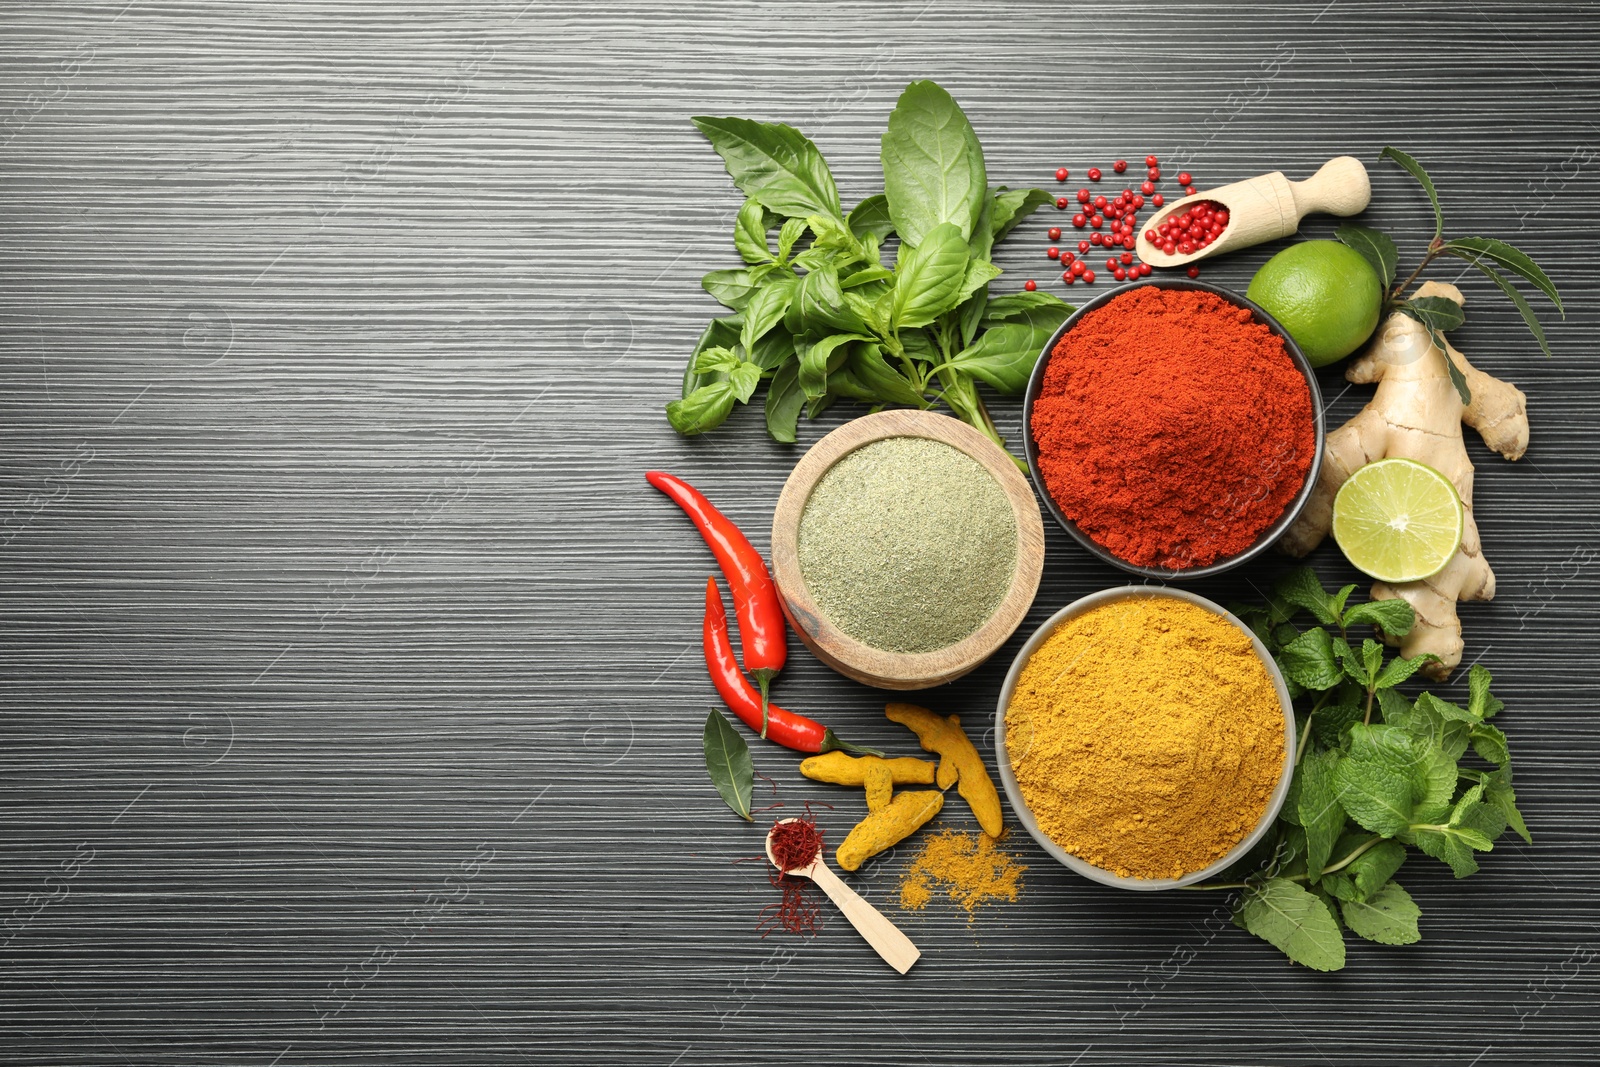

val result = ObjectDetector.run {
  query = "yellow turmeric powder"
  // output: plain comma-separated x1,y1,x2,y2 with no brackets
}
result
899,829,1026,918
1004,595,1286,881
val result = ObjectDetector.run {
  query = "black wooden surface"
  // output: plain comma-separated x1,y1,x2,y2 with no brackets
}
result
4,2,1599,1063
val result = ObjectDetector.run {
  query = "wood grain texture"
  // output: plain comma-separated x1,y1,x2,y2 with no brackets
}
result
770,409,1045,690
2,1,1598,1064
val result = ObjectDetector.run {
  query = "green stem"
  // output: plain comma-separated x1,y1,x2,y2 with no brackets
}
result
1390,242,1447,302
1181,835,1383,892
1363,685,1376,726
1319,835,1381,875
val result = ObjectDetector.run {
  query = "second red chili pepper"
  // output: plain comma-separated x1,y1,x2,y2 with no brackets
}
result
648,469,787,736
703,577,879,757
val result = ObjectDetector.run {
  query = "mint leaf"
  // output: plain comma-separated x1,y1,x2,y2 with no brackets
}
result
1278,627,1343,691
1275,567,1339,626
764,360,805,443
1467,663,1504,720
1484,768,1532,844
1335,224,1399,288
1237,878,1347,971
1374,652,1436,690
1334,758,1414,836
1470,722,1510,766
1380,146,1444,241
1312,702,1364,749
890,222,971,328
1390,692,1470,761
692,116,843,219
1298,749,1346,880
880,80,987,245
1445,236,1564,316
1411,823,1490,878
1330,584,1358,621
734,199,773,264
1341,881,1422,946
703,709,754,821
1343,598,1416,638
1322,836,1407,903
1347,723,1456,821
667,381,737,436
846,194,895,240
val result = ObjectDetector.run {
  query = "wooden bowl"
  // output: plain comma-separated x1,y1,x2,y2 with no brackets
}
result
770,409,1045,690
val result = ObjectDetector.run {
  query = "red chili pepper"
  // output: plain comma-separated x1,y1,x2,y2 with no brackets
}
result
646,470,787,735
702,578,879,756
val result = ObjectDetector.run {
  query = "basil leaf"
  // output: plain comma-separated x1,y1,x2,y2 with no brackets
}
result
746,326,797,371
1335,224,1399,288
666,381,737,436
740,275,795,352
799,333,870,401
846,194,895,240
990,187,1055,243
981,290,1074,325
1445,236,1564,316
693,345,742,374
825,363,880,402
727,361,762,404
1340,881,1421,945
787,263,862,335
1342,598,1415,638
764,360,805,443
702,268,761,311
777,217,808,263
734,199,773,264
1236,878,1346,972
955,258,1004,306
840,265,893,288
691,116,842,219
1401,296,1465,332
703,709,753,821
880,80,986,245
682,316,742,397
941,321,1045,395
847,343,927,408
957,287,988,349
1380,146,1444,241
1459,257,1552,358
890,222,970,328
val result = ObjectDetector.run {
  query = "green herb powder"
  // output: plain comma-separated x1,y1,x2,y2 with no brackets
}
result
797,436,1017,654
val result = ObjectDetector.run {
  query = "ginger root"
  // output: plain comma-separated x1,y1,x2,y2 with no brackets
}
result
1279,281,1528,678
886,703,1004,837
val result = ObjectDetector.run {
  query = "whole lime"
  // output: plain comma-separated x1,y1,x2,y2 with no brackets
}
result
1247,240,1383,367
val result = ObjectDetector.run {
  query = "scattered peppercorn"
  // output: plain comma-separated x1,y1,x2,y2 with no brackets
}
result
1047,246,1060,259
1177,171,1192,186
1113,159,1128,173
1187,266,1200,278
1087,167,1102,181
1056,197,1069,209
1056,167,1069,181
1047,226,1061,240
1024,279,1037,291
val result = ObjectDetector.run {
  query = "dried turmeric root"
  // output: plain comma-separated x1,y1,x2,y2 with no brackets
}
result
1280,281,1528,678
885,703,1004,837
836,790,944,872
799,751,937,812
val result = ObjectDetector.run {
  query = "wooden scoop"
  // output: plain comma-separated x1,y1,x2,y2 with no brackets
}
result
1134,156,1371,269
765,818,920,974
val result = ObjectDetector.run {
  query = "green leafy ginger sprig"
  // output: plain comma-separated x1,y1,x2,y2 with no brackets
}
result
1334,146,1564,405
1192,567,1531,972
670,81,1074,458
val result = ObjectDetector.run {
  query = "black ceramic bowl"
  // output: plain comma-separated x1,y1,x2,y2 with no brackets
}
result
1021,278,1325,581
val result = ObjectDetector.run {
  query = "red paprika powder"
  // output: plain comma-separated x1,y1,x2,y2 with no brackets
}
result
1030,286,1314,569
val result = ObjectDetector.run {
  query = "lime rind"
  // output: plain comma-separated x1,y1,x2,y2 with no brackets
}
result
1331,458,1465,583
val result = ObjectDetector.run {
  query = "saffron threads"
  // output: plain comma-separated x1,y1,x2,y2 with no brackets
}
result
758,814,825,937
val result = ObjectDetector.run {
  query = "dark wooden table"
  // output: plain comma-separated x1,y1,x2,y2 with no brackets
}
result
5,2,1598,1063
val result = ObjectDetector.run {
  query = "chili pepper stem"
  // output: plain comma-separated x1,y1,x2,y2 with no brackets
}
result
819,729,886,758
753,669,777,739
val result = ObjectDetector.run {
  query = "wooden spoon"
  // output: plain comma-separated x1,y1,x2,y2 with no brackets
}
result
765,818,920,974
1134,156,1372,269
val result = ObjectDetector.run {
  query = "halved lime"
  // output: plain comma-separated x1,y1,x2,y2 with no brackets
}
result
1332,458,1464,583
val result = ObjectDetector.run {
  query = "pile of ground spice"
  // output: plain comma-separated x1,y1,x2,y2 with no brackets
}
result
798,436,1017,653
899,829,1026,918
1004,595,1285,881
1029,286,1315,570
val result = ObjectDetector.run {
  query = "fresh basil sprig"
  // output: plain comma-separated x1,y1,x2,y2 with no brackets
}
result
1335,148,1564,406
673,81,1073,457
1208,568,1531,971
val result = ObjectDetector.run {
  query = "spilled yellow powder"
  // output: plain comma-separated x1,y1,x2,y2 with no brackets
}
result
1004,595,1285,881
899,829,1026,917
